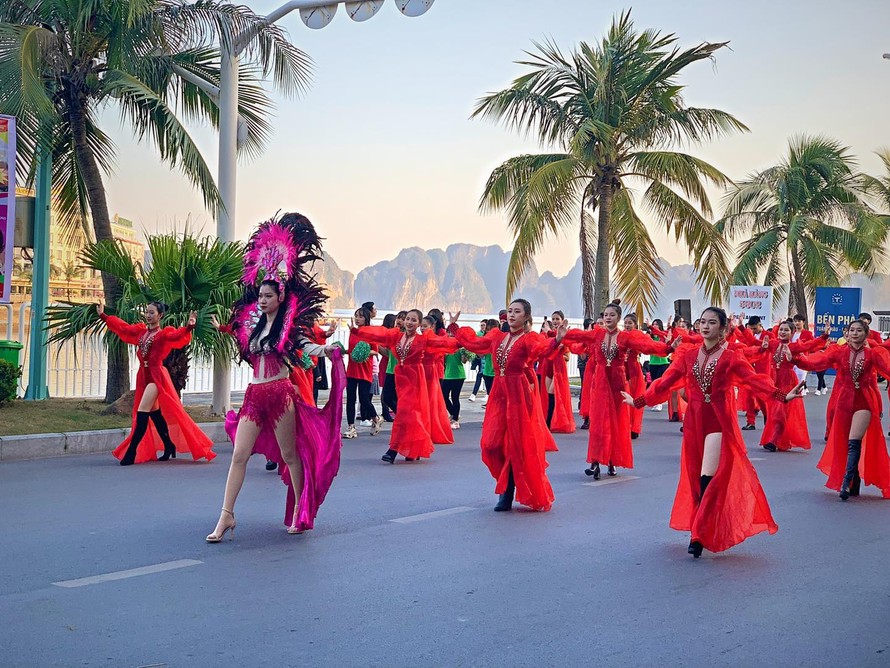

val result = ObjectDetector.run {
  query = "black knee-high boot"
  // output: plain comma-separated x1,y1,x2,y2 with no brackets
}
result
151,410,177,461
546,393,555,428
840,439,862,501
688,475,713,558
121,412,151,466
494,468,515,512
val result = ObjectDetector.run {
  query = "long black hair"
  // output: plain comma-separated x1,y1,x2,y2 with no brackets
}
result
426,309,446,333
382,313,397,328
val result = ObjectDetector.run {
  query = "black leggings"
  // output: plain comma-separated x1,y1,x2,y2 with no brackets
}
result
346,377,376,425
441,378,465,420
816,371,827,391
472,371,485,395
382,372,398,413
649,363,669,382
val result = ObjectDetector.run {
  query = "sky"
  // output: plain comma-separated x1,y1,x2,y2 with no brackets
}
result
101,0,890,279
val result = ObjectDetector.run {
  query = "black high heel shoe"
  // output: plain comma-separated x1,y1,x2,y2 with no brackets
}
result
158,444,176,461
688,540,703,558
494,470,515,511
381,449,397,464
762,442,777,452
607,464,617,477
585,462,601,480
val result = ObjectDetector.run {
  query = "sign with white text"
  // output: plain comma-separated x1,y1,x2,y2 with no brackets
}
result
0,115,16,304
728,285,773,323
814,287,861,341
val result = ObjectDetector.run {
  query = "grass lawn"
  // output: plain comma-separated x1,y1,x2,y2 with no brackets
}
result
0,399,225,437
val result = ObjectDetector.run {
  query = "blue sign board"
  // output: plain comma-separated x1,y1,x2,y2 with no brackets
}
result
814,287,862,341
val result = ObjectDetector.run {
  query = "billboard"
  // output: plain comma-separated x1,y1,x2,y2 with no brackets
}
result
728,285,773,322
814,287,862,341
0,115,15,304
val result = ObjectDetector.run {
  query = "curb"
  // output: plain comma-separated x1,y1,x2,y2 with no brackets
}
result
0,422,230,462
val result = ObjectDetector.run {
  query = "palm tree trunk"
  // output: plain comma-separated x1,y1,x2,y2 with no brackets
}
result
594,181,613,315
789,246,809,326
67,94,130,402
579,205,596,319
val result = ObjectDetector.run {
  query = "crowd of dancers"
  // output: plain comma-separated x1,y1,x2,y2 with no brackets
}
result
96,213,890,559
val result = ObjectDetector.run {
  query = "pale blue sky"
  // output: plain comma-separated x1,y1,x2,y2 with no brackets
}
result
104,0,890,277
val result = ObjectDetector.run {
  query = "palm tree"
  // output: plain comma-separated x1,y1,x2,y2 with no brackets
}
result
473,11,745,317
718,135,887,324
60,260,84,300
45,231,245,394
0,0,310,401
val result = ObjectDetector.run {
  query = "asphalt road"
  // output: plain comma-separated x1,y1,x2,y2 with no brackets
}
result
1,392,889,667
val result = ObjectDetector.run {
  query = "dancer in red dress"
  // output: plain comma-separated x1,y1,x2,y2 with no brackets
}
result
563,301,673,479
97,303,215,466
736,317,772,430
352,309,459,463
451,301,562,512
623,314,646,440
421,314,455,445
758,321,827,452
623,307,801,557
537,310,575,434
205,214,345,541
793,319,890,500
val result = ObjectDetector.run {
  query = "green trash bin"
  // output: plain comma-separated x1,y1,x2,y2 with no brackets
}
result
0,340,24,367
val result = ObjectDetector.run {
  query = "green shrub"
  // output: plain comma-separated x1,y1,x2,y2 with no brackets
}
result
0,360,22,405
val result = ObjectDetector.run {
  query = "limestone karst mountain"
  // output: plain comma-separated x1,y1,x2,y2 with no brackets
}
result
315,243,889,321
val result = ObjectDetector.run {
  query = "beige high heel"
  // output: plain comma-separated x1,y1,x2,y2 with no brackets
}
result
287,506,305,534
206,508,236,543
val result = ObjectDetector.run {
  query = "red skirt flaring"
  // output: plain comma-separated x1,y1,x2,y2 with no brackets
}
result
627,359,645,434
538,353,575,434
481,373,555,511
389,364,435,459
584,365,633,468
112,365,216,464
424,364,453,445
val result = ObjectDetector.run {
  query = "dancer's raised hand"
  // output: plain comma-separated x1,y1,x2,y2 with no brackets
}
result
448,311,461,326
555,319,569,342
785,380,806,402
210,314,220,329
187,311,198,328
96,303,104,316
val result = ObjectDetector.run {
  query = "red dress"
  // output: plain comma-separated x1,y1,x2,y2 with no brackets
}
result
354,327,458,459
636,346,782,552
289,350,316,405
537,338,575,434
759,336,827,450
563,328,671,468
794,345,890,498
625,348,645,434
422,332,454,445
455,327,557,511
100,314,216,464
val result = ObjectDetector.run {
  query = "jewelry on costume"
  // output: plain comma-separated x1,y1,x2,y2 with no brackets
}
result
849,346,865,390
496,332,523,375
396,333,416,365
693,342,722,403
601,331,619,367
138,328,159,368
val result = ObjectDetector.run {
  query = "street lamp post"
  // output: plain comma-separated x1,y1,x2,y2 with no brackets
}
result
210,0,434,413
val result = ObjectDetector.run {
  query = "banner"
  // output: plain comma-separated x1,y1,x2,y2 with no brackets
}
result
0,115,15,304
728,285,773,322
814,287,861,341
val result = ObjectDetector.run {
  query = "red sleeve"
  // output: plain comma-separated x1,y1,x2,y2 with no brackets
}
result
639,354,687,407
729,353,784,402
799,330,814,342
218,323,234,336
454,326,496,355
352,326,398,348
870,347,890,378
869,331,884,346
162,325,193,350
425,333,460,354
792,346,837,373
789,334,828,354
649,325,669,339
562,329,598,346
100,313,144,345
623,329,672,356
526,331,559,362
736,327,756,346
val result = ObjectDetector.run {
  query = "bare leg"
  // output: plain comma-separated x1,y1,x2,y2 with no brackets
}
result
701,432,722,477
207,417,261,538
138,383,160,411
849,410,871,440
273,401,304,530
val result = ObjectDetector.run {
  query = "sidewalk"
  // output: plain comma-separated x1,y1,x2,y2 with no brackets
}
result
0,388,510,462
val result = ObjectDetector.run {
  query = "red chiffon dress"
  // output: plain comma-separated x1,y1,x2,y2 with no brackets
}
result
289,349,316,405
634,345,784,552
652,325,700,421
794,345,890,498
563,328,672,469
354,327,458,459
736,328,773,423
537,338,575,434
759,336,827,451
569,342,596,421
455,327,557,511
422,332,455,445
625,348,645,436
100,314,216,464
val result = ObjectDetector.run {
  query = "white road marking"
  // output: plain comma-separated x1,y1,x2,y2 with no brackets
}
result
390,506,476,523
749,457,766,461
52,559,203,589
583,475,641,487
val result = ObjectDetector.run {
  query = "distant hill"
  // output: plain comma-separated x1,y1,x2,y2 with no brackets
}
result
314,243,889,320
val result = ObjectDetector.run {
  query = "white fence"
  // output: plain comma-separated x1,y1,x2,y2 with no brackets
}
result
8,306,583,399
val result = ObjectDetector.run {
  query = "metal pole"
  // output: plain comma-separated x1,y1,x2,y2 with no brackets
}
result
24,149,51,400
